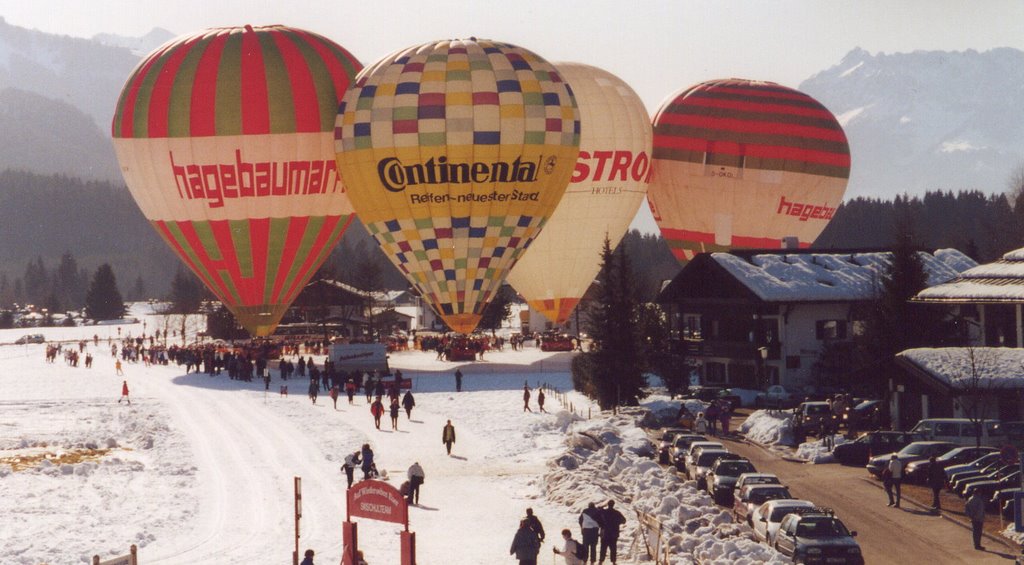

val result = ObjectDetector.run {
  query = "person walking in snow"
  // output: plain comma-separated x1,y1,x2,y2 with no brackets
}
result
442,419,456,455
300,548,315,565
329,385,339,410
694,412,709,435
523,382,532,412
115,359,124,376
599,500,626,564
342,450,361,489
345,378,356,404
455,368,463,392
510,518,541,565
402,390,416,419
389,397,400,430
370,397,385,430
308,378,319,405
552,528,584,565
523,508,545,543
360,443,374,480
407,461,425,504
578,502,602,564
537,389,547,413
118,380,130,405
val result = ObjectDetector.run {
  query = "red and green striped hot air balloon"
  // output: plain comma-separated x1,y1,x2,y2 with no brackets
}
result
112,25,362,336
648,79,850,262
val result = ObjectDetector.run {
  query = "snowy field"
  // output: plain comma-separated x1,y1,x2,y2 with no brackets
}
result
0,304,782,565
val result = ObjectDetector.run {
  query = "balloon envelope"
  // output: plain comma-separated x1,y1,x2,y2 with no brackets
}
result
507,62,652,324
334,38,580,334
648,78,850,262
112,25,362,336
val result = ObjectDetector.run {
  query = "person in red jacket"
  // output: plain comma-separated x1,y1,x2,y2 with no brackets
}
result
118,380,130,405
370,397,385,430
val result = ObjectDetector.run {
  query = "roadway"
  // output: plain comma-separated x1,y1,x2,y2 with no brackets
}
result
716,434,1017,564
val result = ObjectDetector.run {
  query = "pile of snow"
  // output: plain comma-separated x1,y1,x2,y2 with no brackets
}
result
739,410,796,447
544,408,786,564
640,396,708,428
794,435,849,464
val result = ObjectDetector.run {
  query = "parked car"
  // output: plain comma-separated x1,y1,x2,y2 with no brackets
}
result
734,484,793,526
909,418,1003,447
832,431,922,466
734,472,782,498
684,386,744,409
945,452,1003,482
849,399,884,431
15,334,45,345
668,434,708,471
903,446,997,483
682,441,725,474
690,449,739,489
865,441,958,477
658,427,689,464
751,499,817,545
963,470,1021,500
706,458,758,505
995,487,1023,518
953,464,1015,495
756,385,800,409
796,401,833,433
774,509,863,565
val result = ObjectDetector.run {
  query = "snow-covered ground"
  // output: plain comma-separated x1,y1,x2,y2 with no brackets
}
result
0,303,783,564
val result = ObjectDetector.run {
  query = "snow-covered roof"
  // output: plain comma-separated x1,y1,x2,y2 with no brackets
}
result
710,248,974,303
917,246,1024,303
898,347,1024,390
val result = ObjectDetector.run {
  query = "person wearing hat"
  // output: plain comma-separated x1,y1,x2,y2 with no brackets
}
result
300,549,315,565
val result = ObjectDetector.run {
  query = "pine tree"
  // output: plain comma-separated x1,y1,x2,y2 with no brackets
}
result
572,237,647,409
478,283,515,334
84,264,125,321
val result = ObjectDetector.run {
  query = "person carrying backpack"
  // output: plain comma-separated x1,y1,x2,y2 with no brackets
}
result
552,528,585,565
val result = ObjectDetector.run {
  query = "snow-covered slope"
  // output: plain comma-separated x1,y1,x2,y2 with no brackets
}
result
0,303,782,565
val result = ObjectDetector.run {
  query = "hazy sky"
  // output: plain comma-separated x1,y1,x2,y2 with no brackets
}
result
3,0,1023,232
3,0,1023,113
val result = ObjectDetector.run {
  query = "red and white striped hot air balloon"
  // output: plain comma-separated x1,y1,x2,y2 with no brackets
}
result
112,25,362,335
648,79,850,262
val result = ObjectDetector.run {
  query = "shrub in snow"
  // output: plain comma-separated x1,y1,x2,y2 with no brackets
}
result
739,410,795,446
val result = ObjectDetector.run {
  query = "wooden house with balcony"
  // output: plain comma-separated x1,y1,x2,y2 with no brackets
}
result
658,248,975,392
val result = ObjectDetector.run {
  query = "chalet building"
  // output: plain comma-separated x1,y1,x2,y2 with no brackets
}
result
887,247,1024,428
658,248,975,392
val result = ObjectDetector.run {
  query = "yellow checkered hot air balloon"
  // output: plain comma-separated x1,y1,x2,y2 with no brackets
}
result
112,25,362,336
334,38,580,334
507,62,652,325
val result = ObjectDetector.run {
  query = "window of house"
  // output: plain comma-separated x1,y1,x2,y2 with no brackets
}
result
706,362,726,384
815,320,847,340
683,314,701,339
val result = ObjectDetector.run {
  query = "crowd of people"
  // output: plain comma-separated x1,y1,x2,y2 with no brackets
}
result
511,501,626,565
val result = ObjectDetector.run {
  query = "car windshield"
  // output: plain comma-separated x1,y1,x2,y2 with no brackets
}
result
697,452,728,466
716,461,756,476
743,476,781,486
771,505,811,522
674,436,702,448
796,517,850,538
750,488,790,503
900,443,931,456
938,448,966,462
805,405,829,414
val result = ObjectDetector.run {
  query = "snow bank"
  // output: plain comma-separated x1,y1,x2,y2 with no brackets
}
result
544,407,786,564
739,410,796,447
794,435,849,463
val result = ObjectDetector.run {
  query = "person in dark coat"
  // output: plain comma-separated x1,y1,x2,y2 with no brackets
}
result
927,455,947,511
510,518,541,564
402,390,416,419
300,548,315,565
537,389,546,413
442,419,456,455
455,368,463,392
578,502,602,564
389,397,400,430
523,507,545,543
308,378,319,404
523,383,532,412
370,397,385,430
360,443,374,480
599,500,626,564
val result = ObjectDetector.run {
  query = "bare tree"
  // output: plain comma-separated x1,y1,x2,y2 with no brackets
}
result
946,347,1003,448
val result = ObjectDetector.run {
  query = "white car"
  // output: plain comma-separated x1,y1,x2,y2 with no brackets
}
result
756,385,798,408
751,499,816,545
15,334,45,345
